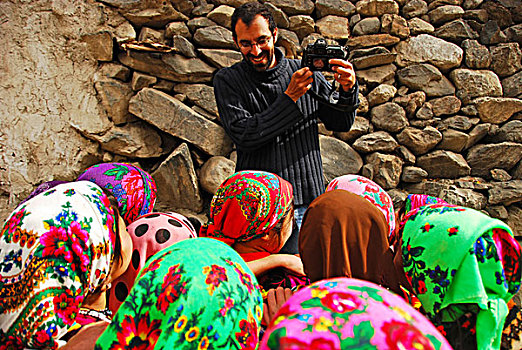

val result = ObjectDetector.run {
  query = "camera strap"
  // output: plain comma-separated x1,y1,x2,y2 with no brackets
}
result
308,80,359,113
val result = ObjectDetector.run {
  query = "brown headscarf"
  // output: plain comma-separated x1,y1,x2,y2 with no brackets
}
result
298,190,400,293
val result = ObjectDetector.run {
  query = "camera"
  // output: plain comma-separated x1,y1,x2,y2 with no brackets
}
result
301,39,348,71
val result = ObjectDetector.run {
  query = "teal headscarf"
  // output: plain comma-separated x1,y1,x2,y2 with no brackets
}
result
94,238,263,350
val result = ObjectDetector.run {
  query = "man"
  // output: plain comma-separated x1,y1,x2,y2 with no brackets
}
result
213,2,358,253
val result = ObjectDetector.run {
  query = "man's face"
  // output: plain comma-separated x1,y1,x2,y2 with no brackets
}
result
234,15,278,72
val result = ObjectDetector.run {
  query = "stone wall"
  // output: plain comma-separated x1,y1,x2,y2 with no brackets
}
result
1,0,521,235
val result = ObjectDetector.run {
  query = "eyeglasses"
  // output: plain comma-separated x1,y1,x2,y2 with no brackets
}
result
238,36,272,50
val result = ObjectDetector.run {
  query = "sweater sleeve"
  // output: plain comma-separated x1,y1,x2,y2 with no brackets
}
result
313,71,359,132
213,69,304,152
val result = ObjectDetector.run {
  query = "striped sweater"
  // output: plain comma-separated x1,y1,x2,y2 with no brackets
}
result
213,48,359,206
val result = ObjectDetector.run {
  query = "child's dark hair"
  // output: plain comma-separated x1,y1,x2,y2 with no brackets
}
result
100,187,123,266
231,2,276,40
272,202,295,235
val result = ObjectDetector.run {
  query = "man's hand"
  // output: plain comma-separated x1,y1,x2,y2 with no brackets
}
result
285,67,313,102
330,58,356,92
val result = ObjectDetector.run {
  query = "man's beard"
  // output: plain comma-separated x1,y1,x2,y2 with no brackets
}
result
243,48,274,72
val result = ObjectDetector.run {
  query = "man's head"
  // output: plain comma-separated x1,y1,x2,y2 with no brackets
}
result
231,2,278,72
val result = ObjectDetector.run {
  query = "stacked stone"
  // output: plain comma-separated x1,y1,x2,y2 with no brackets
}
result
80,0,521,235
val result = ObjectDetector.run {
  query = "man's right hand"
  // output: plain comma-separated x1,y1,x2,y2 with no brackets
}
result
285,67,313,102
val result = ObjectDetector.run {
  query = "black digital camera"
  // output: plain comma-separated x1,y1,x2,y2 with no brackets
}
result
301,38,348,71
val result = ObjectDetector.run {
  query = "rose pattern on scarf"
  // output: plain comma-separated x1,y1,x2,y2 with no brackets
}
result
203,264,228,296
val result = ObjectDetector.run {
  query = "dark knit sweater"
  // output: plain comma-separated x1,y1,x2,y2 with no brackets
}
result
213,48,359,206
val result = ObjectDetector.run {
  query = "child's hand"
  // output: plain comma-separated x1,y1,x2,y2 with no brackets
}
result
263,286,293,325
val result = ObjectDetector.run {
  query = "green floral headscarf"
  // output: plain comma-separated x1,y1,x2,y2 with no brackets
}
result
401,204,521,350
94,238,263,350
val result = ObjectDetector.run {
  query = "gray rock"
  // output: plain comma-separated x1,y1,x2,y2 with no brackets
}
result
94,78,134,125
467,142,522,177
123,6,188,28
192,3,214,16
397,63,454,96
173,83,218,116
153,79,175,92
404,179,453,197
98,63,131,82
450,68,502,103
347,34,401,49
87,121,165,158
114,21,137,43
207,5,234,29
506,23,522,45
264,3,290,28
118,51,215,83
353,17,381,36
289,15,316,40
463,9,489,23
316,0,356,17
393,91,426,117
473,97,522,124
416,102,434,120
435,19,478,44
193,25,235,49
395,34,463,71
403,0,428,19
199,156,236,195
131,72,157,91
353,131,399,153
430,95,461,116
438,115,474,131
512,162,522,180
481,1,513,29
211,0,251,7
371,102,409,132
187,17,217,33
486,205,509,220
166,22,191,40
427,0,462,10
129,88,233,156
464,123,490,149
397,126,442,155
365,152,404,189
463,0,484,10
381,14,410,39
357,64,397,86
488,180,522,205
350,47,397,70
198,49,242,69
356,0,399,16
396,145,417,164
491,168,512,182
436,129,469,152
138,27,166,44
489,120,522,143
507,205,522,237
171,0,194,16
401,166,428,182
408,18,435,35
335,116,372,142
172,35,197,58
417,150,471,178
439,187,487,209
152,143,203,212
428,5,465,25
319,135,364,183
192,105,217,121
264,0,315,15
480,20,507,45
82,31,113,62
388,188,410,209
316,15,350,40
490,43,522,77
462,39,491,69
502,71,522,98
277,29,301,58
368,84,397,107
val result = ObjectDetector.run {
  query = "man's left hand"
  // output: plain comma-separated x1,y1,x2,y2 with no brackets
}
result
330,58,356,92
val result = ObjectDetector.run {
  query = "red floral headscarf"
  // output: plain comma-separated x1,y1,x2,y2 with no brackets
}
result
200,171,293,245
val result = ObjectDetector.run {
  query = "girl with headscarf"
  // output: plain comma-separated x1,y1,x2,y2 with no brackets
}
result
200,171,307,291
260,277,452,350
299,190,400,294
94,238,263,350
0,181,133,349
400,204,521,350
108,212,197,314
77,163,157,225
326,174,396,238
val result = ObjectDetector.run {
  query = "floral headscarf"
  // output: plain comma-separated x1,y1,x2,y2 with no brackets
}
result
401,204,522,350
95,238,263,350
403,194,449,215
260,277,452,350
0,181,117,349
108,212,197,314
326,175,396,237
200,171,293,245
77,163,157,225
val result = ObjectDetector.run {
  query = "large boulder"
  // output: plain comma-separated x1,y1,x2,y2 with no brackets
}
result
319,135,364,183
365,152,403,189
467,142,522,177
417,150,471,178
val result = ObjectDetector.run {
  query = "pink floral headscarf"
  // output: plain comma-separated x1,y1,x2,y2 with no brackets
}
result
260,278,452,350
326,175,396,237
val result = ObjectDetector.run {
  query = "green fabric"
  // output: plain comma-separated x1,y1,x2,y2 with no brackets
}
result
401,205,518,350
94,238,263,350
